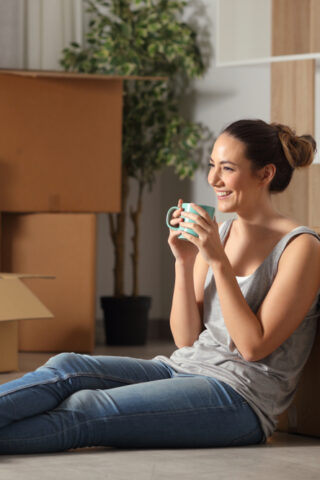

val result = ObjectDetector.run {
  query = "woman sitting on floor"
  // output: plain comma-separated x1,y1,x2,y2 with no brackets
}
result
0,118,319,454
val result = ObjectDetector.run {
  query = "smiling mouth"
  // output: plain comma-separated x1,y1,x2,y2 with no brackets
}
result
216,191,232,198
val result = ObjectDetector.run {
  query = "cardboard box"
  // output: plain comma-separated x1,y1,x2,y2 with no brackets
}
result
0,69,123,213
0,273,54,372
2,213,97,353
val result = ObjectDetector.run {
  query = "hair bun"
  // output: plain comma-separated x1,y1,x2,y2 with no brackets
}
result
271,122,316,169
300,134,317,152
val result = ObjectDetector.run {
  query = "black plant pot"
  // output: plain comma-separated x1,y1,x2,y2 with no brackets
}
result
100,296,151,346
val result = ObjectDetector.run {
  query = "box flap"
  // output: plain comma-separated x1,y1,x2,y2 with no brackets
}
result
0,273,55,280
0,69,166,81
0,277,54,321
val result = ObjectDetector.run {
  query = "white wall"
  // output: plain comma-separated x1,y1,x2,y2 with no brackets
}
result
218,0,271,64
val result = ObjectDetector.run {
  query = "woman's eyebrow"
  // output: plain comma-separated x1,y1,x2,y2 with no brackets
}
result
210,158,237,166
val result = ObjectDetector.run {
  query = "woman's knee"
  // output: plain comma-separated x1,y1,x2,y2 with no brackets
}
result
42,352,81,370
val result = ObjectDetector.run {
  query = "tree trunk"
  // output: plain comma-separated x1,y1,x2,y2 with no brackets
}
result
130,180,144,296
108,167,129,297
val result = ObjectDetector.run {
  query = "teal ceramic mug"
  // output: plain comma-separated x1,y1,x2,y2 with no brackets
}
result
166,203,215,240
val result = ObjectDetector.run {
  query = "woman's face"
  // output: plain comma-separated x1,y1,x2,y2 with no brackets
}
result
208,133,266,214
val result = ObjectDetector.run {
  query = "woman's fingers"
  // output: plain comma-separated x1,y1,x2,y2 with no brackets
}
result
180,222,202,236
170,216,182,226
176,229,198,245
190,203,210,219
172,208,182,218
181,214,210,232
171,200,183,220
183,210,210,223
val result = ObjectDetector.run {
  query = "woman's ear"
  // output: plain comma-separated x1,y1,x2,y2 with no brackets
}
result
258,164,276,186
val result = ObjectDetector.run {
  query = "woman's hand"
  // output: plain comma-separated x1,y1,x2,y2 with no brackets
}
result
168,199,198,264
179,203,225,265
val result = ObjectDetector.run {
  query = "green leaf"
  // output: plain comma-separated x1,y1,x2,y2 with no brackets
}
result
147,44,157,56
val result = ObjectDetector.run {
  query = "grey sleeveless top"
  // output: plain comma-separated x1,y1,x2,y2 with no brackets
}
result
154,219,320,439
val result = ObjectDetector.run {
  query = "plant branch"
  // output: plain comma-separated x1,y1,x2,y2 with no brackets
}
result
130,180,144,296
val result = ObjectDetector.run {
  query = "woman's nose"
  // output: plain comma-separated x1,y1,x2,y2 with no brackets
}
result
208,168,223,187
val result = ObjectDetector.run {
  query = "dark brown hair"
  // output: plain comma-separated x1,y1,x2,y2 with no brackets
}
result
221,119,316,192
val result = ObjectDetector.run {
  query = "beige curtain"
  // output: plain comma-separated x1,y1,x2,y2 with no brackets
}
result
0,0,26,68
0,0,84,70
24,0,84,70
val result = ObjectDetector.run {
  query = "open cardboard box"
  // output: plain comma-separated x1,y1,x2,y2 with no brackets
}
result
0,273,54,372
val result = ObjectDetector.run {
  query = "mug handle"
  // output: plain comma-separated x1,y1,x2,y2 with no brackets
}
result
166,206,180,230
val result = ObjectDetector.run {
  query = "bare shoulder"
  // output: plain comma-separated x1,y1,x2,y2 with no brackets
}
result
280,216,320,248
287,231,319,250
279,229,320,268
277,217,319,240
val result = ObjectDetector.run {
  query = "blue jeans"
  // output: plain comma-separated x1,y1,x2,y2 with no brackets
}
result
0,353,265,454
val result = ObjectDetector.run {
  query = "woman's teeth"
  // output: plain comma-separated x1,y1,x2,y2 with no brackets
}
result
216,191,232,197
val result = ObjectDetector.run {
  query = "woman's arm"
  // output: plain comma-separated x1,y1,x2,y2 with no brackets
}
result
170,252,209,348
167,199,211,348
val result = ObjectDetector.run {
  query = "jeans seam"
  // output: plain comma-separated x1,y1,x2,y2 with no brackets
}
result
0,373,137,398
0,404,254,444
60,372,137,384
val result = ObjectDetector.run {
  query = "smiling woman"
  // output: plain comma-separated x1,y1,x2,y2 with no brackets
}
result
0,119,319,454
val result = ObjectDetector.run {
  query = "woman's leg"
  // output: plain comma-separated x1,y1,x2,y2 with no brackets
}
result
0,372,265,454
0,353,172,429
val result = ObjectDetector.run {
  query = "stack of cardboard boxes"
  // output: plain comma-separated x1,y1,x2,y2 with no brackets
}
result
0,69,123,372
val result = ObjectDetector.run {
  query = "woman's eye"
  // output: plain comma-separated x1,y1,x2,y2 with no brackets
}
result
208,163,234,172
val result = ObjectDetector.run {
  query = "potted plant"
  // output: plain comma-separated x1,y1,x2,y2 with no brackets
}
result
61,0,211,345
